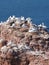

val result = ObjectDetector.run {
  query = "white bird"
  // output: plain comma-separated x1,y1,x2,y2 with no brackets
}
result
22,24,27,28
0,38,4,43
42,54,48,60
17,44,23,49
24,45,30,50
0,21,3,25
8,16,12,20
21,16,25,21
1,46,8,53
7,41,16,47
26,17,32,23
12,15,15,19
38,22,47,29
8,48,13,53
15,17,21,24
7,41,12,46
10,23,15,28
12,47,18,52
29,27,37,32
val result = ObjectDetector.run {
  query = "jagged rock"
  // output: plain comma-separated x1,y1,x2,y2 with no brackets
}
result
0,16,49,65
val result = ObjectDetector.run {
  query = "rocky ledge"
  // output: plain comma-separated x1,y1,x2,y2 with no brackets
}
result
0,16,49,65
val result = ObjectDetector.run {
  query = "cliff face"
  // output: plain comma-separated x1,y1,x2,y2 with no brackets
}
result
0,16,49,65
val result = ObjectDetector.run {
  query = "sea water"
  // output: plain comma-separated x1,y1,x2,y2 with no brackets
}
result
0,0,49,27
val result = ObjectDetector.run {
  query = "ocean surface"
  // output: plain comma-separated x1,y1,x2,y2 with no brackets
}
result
0,0,49,27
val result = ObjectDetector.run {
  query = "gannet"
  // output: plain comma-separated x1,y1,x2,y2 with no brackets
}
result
21,16,25,21
22,24,27,28
0,38,4,43
26,17,32,23
1,46,8,53
15,17,21,24
29,27,37,32
0,21,3,25
38,22,47,29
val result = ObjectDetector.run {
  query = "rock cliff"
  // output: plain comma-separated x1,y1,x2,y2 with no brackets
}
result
0,16,49,65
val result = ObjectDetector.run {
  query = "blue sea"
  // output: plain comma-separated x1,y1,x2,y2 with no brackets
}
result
0,0,49,27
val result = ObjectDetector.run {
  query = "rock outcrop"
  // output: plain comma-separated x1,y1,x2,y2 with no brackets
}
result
0,16,49,65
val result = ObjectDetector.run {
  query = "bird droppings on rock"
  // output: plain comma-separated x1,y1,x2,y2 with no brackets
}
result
0,16,49,65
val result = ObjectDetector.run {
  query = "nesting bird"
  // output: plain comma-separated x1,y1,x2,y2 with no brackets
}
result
38,22,47,29
7,40,17,47
28,26,38,33
0,46,8,54
26,17,32,23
